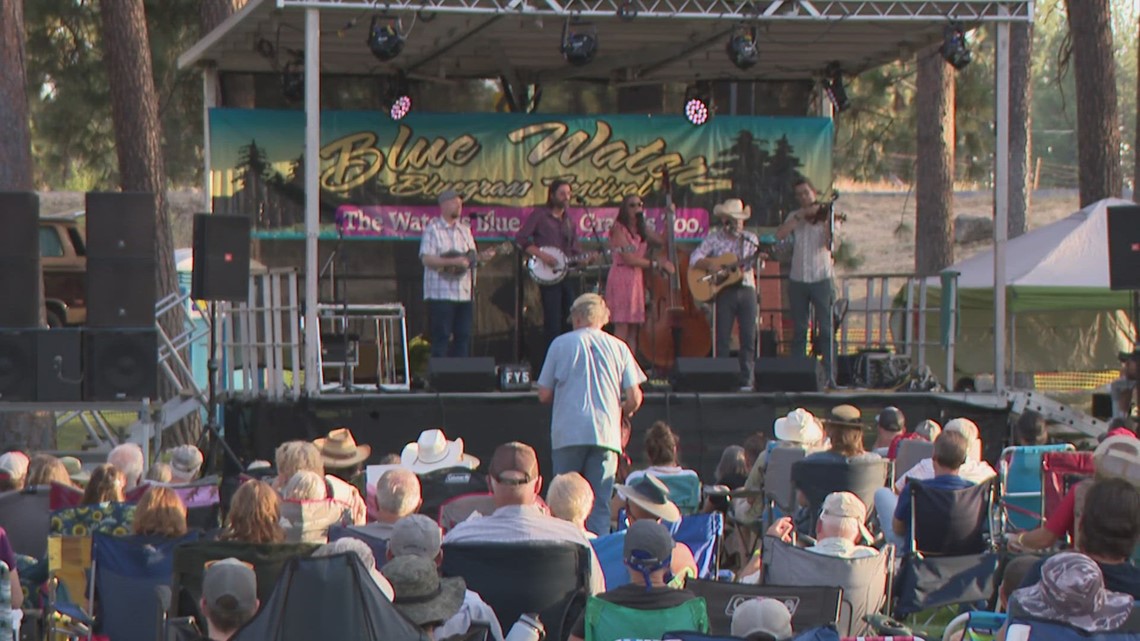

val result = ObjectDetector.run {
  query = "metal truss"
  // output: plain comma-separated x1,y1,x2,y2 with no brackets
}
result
281,0,1031,21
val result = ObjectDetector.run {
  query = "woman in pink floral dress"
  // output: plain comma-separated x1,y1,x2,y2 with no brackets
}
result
605,195,674,347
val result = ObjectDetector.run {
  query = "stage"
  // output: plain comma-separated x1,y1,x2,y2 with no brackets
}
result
223,390,1011,479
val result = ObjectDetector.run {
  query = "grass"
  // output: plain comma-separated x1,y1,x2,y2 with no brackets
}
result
55,411,138,451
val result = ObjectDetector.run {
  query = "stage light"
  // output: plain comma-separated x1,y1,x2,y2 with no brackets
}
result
941,23,971,70
390,94,412,120
386,73,413,120
561,20,598,66
683,85,711,126
281,56,304,103
726,27,759,70
368,16,405,62
822,62,850,113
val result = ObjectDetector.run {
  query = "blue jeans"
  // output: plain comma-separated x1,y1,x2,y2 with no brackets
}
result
427,300,473,358
873,487,906,551
715,284,758,387
788,278,834,379
551,445,617,536
539,281,577,365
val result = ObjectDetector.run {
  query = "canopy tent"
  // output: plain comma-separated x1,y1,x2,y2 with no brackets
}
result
918,198,1137,378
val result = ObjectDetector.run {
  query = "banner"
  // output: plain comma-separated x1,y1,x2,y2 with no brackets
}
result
208,109,834,240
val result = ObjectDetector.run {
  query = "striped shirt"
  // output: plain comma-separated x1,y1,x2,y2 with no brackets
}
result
420,216,476,301
789,219,835,283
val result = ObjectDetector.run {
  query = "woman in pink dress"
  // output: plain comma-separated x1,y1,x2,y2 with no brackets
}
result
606,195,673,347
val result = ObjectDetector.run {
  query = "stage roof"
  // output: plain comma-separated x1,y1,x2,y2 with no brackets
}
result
179,0,1032,83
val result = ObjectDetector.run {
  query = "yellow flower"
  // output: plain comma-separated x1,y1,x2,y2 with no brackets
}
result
72,524,87,536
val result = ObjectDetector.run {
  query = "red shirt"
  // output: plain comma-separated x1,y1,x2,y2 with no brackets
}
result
886,432,923,460
1044,487,1077,540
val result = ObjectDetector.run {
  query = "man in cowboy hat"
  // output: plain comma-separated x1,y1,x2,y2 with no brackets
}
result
691,197,765,391
776,176,839,383
314,428,372,483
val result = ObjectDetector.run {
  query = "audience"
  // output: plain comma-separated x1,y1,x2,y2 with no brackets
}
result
274,440,367,524
196,558,260,641
314,428,370,484
1012,411,1049,446
889,430,974,551
132,485,189,538
82,464,126,505
741,408,823,522
0,451,28,492
713,445,749,490
25,454,71,487
170,445,205,484
766,491,877,559
615,474,699,581
913,419,942,442
107,443,145,490
221,480,284,544
731,597,794,641
147,462,174,483
282,471,327,501
1006,553,1132,635
741,432,767,472
279,470,348,543
893,418,995,489
803,404,881,463
625,422,700,486
381,554,466,637
352,468,421,539
548,472,596,539
871,406,906,456
0,525,23,610
312,537,394,600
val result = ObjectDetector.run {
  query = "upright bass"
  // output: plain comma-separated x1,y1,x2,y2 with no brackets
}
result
638,170,712,373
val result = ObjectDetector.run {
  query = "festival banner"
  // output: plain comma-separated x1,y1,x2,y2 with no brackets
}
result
208,109,834,240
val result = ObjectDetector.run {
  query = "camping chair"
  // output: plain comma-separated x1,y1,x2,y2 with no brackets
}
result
91,531,199,641
942,611,1007,641
441,541,592,641
0,486,51,559
593,513,724,589
762,447,808,530
44,535,94,640
230,554,428,641
279,499,351,543
996,444,1074,535
657,475,703,516
438,493,496,532
685,579,843,635
791,458,890,536
762,536,894,637
328,525,389,565
893,480,999,622
892,441,934,485
418,467,489,521
583,594,709,641
48,483,85,511
1040,451,1094,523
167,481,223,532
49,502,137,537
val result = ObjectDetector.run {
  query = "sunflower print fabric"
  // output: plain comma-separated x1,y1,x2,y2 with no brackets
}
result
49,502,136,536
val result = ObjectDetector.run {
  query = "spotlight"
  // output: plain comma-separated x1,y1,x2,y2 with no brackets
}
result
281,55,304,103
726,26,759,70
683,85,711,126
561,19,598,66
941,23,971,70
386,74,413,120
368,16,405,62
822,62,850,113
390,94,412,120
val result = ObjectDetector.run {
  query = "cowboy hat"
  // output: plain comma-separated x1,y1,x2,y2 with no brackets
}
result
712,198,751,221
400,429,479,474
773,408,823,444
314,428,372,469
614,473,682,523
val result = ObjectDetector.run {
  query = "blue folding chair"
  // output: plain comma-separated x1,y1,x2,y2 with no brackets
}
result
592,512,723,589
92,531,200,641
998,444,1074,534
328,525,389,567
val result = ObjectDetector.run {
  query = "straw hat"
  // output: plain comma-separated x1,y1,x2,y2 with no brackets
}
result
712,198,751,221
313,428,372,469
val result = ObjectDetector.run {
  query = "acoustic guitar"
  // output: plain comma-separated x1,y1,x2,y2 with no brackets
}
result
687,252,765,302
440,241,514,279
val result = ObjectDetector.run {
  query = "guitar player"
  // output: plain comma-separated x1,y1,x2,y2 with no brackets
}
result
691,198,766,391
420,189,484,357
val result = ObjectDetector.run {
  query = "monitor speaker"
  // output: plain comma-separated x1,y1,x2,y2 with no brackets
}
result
0,331,37,401
191,214,251,301
1107,205,1140,291
85,192,155,259
0,192,42,328
37,329,83,402
428,357,497,393
672,357,742,392
84,329,157,401
755,357,824,392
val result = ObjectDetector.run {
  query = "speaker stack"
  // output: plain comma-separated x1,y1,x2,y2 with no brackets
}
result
0,193,47,401
1107,205,1140,291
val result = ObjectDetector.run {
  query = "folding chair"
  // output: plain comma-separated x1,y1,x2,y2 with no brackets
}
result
763,447,807,530
0,486,51,559
44,535,94,640
91,531,199,641
1040,451,1094,522
328,525,389,565
892,441,934,485
49,501,137,537
583,595,709,641
657,475,703,516
762,536,894,637
791,458,890,536
592,513,723,589
997,444,1074,535
167,481,223,531
686,579,842,635
438,493,496,532
418,467,489,521
441,541,591,641
941,611,1006,641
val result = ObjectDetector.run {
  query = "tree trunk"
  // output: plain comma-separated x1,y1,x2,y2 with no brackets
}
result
201,0,255,108
0,0,56,451
914,47,956,277
1008,22,1032,237
100,0,200,448
1066,0,1121,206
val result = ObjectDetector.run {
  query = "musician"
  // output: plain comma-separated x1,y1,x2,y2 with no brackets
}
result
605,195,674,347
691,198,764,391
776,177,837,381
420,189,478,357
516,180,584,360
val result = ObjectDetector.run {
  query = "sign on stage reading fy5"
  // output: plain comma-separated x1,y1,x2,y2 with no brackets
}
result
208,109,834,241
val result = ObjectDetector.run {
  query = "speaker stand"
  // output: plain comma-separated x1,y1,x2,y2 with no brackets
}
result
203,301,243,472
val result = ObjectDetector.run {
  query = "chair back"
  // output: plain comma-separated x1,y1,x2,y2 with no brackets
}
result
592,513,724,589
441,541,591,641
418,467,489,521
910,480,993,556
764,447,807,513
1041,451,1094,521
761,536,891,637
791,457,889,534
279,499,351,543
0,486,51,558
167,481,223,531
328,525,389,566
892,440,934,484
439,493,497,532
658,475,703,516
92,531,199,641
50,501,136,536
685,579,842,636
47,535,94,615
583,595,709,641
893,551,999,618
999,444,1074,531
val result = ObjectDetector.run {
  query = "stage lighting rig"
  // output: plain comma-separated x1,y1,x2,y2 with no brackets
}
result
386,73,413,120
683,85,711,126
726,26,759,70
561,19,598,66
822,62,850,113
941,22,971,70
368,16,405,62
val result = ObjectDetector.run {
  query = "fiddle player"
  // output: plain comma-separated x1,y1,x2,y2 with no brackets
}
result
776,177,838,384
605,195,674,347
690,198,765,392
517,180,585,365
420,189,478,357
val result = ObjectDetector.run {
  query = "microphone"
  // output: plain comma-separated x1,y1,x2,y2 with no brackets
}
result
467,211,490,219
573,195,587,205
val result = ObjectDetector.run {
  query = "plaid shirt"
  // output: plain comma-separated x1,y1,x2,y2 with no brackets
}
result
690,228,761,288
420,217,476,301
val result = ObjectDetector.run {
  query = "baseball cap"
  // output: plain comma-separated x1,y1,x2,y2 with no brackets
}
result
438,189,461,204
876,407,904,432
820,491,873,543
0,452,28,480
389,514,442,559
488,442,539,483
202,558,257,616
623,520,674,569
731,597,794,640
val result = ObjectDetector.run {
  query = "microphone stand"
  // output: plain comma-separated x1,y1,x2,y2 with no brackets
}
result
467,211,482,357
583,203,608,294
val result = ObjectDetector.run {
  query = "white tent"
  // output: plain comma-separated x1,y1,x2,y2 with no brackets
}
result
921,198,1136,378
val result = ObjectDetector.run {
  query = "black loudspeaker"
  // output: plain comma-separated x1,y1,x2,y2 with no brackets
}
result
1107,206,1140,291
0,192,42,328
84,329,158,401
672,357,742,392
0,332,37,401
37,329,83,402
755,357,824,392
86,192,157,328
429,357,498,393
191,214,251,301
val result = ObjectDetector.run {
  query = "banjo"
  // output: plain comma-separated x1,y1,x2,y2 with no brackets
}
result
526,245,636,285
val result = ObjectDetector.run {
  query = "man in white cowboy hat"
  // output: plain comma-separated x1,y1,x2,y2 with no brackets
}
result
776,177,838,382
691,197,765,391
400,429,479,474
740,408,824,522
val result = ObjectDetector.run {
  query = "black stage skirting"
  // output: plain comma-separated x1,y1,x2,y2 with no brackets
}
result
224,392,1011,481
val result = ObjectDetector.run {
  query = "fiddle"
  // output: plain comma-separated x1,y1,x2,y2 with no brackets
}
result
803,193,847,225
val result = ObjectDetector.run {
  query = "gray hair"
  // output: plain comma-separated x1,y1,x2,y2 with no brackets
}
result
817,513,859,541
107,443,144,489
547,472,594,527
283,470,327,500
375,469,421,517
